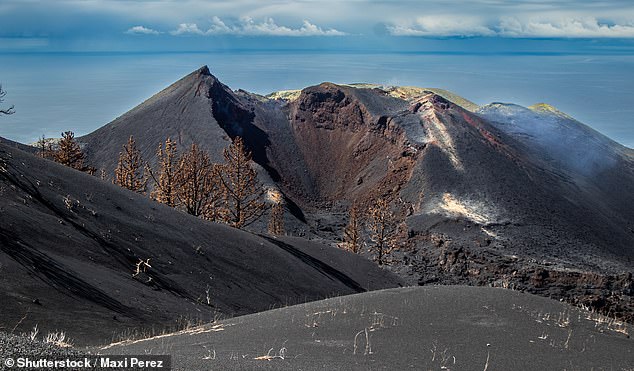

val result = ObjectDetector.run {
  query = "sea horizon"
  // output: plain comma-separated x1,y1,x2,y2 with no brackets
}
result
1,49,633,148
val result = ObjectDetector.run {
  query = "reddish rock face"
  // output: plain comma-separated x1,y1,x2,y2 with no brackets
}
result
277,83,416,204
293,84,370,131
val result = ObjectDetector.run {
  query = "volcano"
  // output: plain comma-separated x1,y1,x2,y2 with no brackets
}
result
73,66,634,319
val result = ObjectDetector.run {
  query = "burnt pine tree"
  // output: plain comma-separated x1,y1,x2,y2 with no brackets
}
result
35,135,53,159
114,136,147,193
0,84,15,115
268,202,284,236
174,143,223,220
342,203,363,254
54,131,86,170
367,198,400,265
218,137,266,229
148,137,178,207
200,163,226,222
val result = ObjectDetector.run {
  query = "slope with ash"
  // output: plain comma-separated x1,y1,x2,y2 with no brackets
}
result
79,66,292,232
478,102,634,241
395,95,634,318
80,66,272,176
0,142,402,345
100,286,633,370
407,95,634,266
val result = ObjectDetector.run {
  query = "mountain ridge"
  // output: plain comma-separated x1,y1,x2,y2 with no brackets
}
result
59,66,634,318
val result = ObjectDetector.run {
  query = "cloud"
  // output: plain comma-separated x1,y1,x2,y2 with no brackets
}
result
125,25,161,35
170,16,346,36
3,0,634,43
170,23,205,36
388,16,495,37
497,17,634,38
387,16,634,38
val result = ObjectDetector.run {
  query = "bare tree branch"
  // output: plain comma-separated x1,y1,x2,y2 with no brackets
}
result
0,84,15,115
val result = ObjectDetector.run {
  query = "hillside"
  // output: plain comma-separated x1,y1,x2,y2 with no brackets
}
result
99,286,633,370
0,141,402,346
478,101,634,233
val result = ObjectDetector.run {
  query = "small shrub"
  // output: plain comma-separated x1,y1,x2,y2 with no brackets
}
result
133,258,152,277
63,195,76,211
44,331,73,348
28,324,39,341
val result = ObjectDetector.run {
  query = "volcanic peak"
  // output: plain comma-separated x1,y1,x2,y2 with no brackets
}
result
197,65,212,76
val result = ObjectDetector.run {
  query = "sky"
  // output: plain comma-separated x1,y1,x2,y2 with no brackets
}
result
0,1,633,147
1,0,634,52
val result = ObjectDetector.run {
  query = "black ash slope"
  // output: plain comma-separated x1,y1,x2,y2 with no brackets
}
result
79,66,273,179
0,142,402,346
99,286,633,371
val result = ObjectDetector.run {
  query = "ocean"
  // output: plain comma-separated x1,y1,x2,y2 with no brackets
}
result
0,51,632,147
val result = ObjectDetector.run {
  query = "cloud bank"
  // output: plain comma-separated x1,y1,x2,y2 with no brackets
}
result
388,16,634,38
132,15,634,39
3,0,634,42
169,17,345,36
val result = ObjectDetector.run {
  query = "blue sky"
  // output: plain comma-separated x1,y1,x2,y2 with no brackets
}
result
2,0,634,52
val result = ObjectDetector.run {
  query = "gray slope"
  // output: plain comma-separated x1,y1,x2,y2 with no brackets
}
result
478,102,634,251
99,286,633,370
79,66,234,175
0,142,402,346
